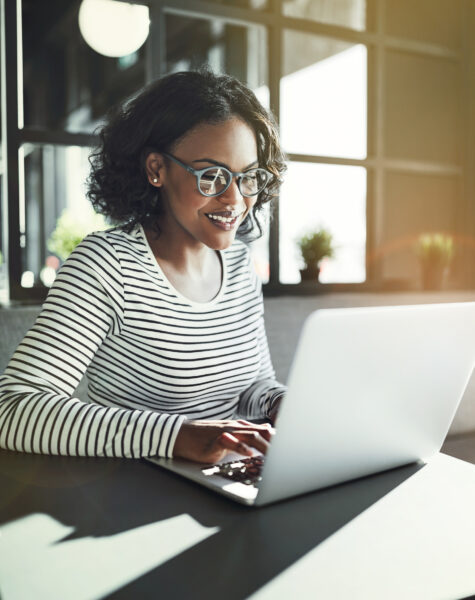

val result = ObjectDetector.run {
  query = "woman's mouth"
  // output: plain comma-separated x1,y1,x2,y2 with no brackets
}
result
205,211,243,231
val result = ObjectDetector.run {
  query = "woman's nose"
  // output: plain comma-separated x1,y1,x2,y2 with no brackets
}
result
220,178,244,205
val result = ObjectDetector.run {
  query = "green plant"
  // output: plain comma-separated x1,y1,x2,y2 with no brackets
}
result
48,208,108,261
415,233,454,266
297,228,334,269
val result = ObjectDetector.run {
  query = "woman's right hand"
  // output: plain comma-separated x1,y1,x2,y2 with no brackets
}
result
173,419,275,464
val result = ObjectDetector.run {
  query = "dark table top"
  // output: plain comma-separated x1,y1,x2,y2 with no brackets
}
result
0,448,428,600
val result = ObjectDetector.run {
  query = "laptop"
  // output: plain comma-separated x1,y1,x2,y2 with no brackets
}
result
146,302,475,506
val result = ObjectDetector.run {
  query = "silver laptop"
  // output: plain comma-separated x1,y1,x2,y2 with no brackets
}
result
146,302,475,506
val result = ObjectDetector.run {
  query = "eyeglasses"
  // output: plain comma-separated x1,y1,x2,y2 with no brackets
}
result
162,152,272,198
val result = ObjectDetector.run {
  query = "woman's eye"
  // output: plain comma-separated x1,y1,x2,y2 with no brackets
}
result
202,170,223,180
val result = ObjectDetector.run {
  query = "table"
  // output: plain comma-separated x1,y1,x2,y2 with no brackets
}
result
1,449,475,600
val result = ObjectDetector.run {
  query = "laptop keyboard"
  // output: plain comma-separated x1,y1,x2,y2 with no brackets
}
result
202,455,264,486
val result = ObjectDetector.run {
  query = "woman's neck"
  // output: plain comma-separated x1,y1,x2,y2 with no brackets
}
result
143,226,223,303
143,226,216,277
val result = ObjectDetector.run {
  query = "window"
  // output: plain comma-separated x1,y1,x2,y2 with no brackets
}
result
20,144,101,288
281,34,367,159
22,1,147,134
280,30,367,284
0,176,5,302
280,163,366,283
1,0,473,303
164,13,269,106
282,0,367,31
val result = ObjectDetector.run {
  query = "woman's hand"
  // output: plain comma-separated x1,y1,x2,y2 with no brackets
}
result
173,419,275,464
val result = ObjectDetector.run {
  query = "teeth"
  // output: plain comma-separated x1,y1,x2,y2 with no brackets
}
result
207,213,239,223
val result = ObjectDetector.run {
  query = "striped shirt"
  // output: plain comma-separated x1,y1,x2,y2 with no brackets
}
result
0,225,285,459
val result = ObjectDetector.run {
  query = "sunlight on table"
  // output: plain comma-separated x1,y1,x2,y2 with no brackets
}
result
0,513,218,600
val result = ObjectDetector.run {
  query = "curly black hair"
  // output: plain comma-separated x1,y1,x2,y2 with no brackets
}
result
87,68,286,240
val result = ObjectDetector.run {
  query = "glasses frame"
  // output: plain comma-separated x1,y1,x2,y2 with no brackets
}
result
162,152,272,198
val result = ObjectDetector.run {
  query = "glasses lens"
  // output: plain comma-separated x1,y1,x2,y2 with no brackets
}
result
199,168,230,196
239,169,270,196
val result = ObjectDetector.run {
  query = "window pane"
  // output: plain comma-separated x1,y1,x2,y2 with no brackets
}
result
250,204,271,284
385,0,463,50
0,176,6,302
165,14,269,105
22,1,147,133
0,21,4,300
384,50,461,164
279,162,366,283
283,0,367,31
281,31,367,158
20,144,107,288
382,171,458,283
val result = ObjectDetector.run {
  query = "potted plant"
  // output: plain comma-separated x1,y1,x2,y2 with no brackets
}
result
47,207,108,261
415,233,454,290
297,228,334,282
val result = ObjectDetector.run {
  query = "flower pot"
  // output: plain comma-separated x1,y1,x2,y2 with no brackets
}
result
420,263,448,291
299,265,321,282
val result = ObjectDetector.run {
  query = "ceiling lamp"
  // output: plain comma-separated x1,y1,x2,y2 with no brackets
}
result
78,0,150,58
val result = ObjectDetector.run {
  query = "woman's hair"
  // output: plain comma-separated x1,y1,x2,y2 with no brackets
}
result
87,68,286,240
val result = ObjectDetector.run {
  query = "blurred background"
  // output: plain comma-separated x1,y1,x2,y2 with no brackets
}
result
1,0,474,303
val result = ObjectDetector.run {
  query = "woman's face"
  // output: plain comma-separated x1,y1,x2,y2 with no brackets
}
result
147,117,259,251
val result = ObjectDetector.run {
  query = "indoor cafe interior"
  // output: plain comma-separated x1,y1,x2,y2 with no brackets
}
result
1,1,475,599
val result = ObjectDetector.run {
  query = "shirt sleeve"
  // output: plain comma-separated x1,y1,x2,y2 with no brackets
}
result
236,254,287,420
0,233,185,459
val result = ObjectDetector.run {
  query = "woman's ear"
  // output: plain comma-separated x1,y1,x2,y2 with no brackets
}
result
145,152,165,187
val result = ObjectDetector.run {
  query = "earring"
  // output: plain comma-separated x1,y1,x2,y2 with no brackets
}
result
152,178,158,183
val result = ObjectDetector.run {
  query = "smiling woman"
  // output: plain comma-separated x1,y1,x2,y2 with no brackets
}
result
0,69,287,464
143,118,262,256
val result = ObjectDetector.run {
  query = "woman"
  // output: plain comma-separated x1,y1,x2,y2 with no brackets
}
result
0,69,286,464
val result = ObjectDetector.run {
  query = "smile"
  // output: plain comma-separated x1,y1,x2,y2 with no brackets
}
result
205,211,243,230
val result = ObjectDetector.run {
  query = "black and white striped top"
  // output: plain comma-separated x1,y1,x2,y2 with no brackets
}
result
0,225,285,459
